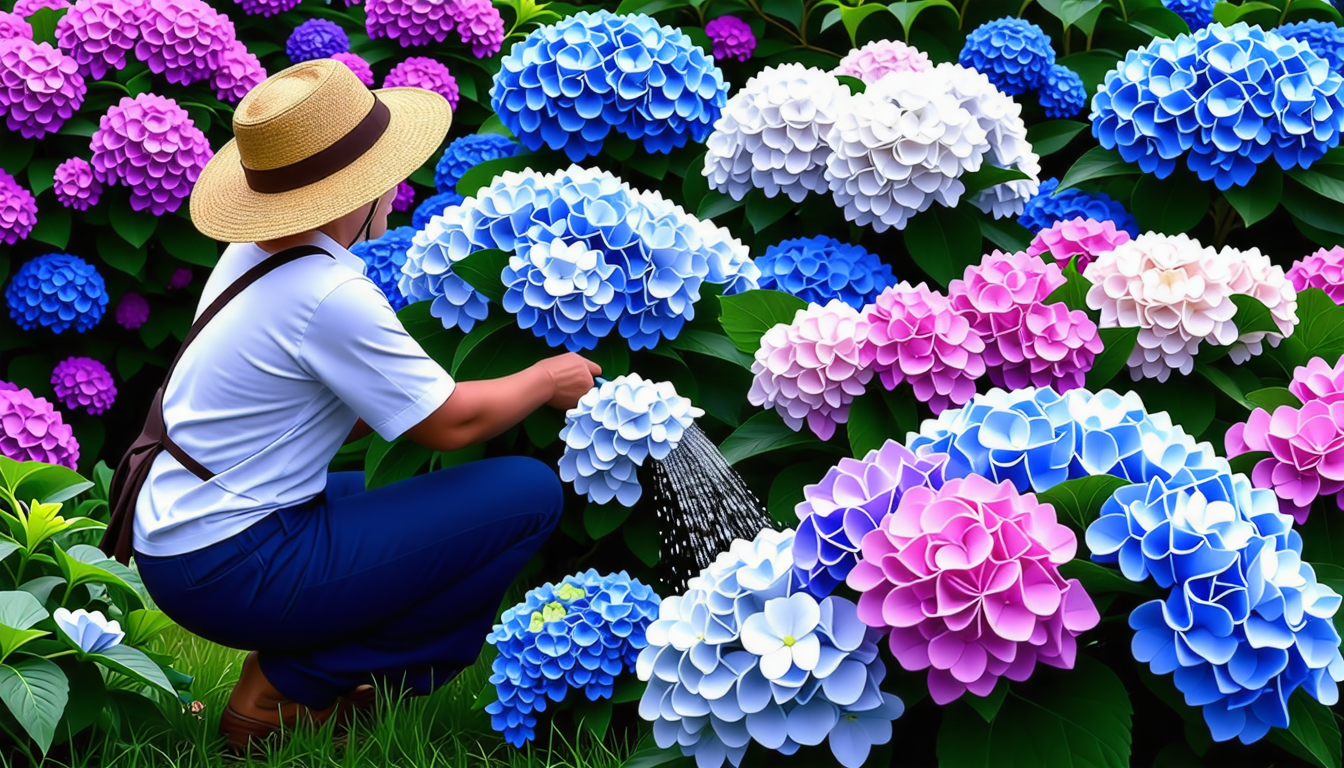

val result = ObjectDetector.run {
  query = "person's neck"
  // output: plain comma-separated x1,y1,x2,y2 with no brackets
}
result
256,227,335,254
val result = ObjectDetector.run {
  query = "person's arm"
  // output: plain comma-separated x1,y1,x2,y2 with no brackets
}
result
404,353,600,452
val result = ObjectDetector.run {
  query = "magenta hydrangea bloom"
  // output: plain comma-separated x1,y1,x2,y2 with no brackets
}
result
392,180,414,212
1226,402,1344,523
1290,356,1344,405
862,282,985,414
90,93,213,216
51,357,116,415
383,56,458,110
447,0,503,58
211,39,264,103
234,0,299,15
54,0,140,80
847,474,1100,704
0,38,86,139
366,0,453,49
134,0,235,86
12,0,71,15
167,267,191,289
114,290,149,329
52,157,101,210
0,387,80,469
949,250,1102,392
330,51,373,86
705,15,754,62
1288,246,1344,305
1025,217,1131,273
0,12,32,42
0,168,37,245
747,299,873,441
0,381,15,392
834,39,931,84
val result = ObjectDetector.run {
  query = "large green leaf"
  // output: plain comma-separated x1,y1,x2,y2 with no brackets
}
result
1267,691,1342,768
452,249,511,304
1130,171,1209,234
886,0,958,37
28,208,71,250
1269,287,1344,369
96,236,147,276
52,543,136,595
1037,475,1130,533
847,388,917,459
1222,165,1282,227
1229,294,1281,336
1086,327,1139,391
0,658,68,753
720,411,824,465
0,458,93,505
123,610,175,647
903,205,982,288
109,195,157,248
669,329,753,369
157,215,220,267
366,439,432,490
1045,257,1092,313
1058,147,1139,190
744,189,794,233
1027,120,1088,157
718,290,807,355
767,463,831,527
89,644,174,695
0,591,50,661
960,166,1032,196
1244,386,1301,412
583,503,631,540
450,313,512,377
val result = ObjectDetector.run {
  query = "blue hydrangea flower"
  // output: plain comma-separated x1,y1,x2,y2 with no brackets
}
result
485,570,660,747
434,134,519,194
637,528,904,768
1038,64,1086,119
1278,20,1344,73
286,19,350,63
1163,0,1215,30
5,253,107,334
502,239,626,351
1091,23,1344,190
756,236,895,311
351,226,415,313
412,190,464,230
491,11,729,161
1017,178,1139,237
558,374,702,506
958,17,1056,96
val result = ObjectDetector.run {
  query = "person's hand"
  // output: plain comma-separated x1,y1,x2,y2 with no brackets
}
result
536,353,601,410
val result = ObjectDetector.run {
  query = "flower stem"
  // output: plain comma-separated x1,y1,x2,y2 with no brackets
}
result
44,650,77,660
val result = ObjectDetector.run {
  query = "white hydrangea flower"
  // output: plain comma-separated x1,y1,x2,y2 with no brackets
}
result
1221,246,1299,364
704,63,854,204
936,63,1042,218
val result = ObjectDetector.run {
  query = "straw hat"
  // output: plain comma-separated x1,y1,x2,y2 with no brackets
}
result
191,59,452,243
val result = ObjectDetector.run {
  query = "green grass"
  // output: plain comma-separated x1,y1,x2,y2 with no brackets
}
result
47,627,641,768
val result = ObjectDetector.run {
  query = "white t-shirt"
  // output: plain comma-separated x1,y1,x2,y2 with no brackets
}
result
132,231,455,557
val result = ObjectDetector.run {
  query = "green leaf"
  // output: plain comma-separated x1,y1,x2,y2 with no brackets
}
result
56,118,97,138
109,196,157,248
89,644,174,695
1086,327,1139,391
29,207,71,250
1046,257,1092,313
847,389,907,458
1213,0,1280,24
720,411,823,465
963,679,1009,722
696,190,744,221
0,138,33,176
828,3,890,45
366,440,432,490
25,159,58,197
1268,287,1344,369
621,742,695,768
157,216,219,267
1037,475,1130,532
745,189,793,233
611,676,645,704
470,681,497,711
979,215,1033,254
767,463,829,527
669,329,752,369
52,543,137,596
1222,165,1282,227
1059,560,1160,597
0,657,69,754
1196,363,1252,409
1230,294,1281,336
1283,177,1344,235
123,610,175,647
97,236,147,276
960,166,1032,196
26,7,65,44
1245,386,1301,412
622,513,659,567
456,152,564,197
1036,0,1106,27
574,697,613,741
886,0,959,37
1268,691,1342,768
903,205,983,288
718,290,807,355
0,460,92,505
16,577,64,606
452,248,511,304
583,503,631,540
1058,147,1139,191
1130,171,1210,234
1228,450,1269,479
834,74,866,94
1026,120,1088,157
451,313,512,377
1283,0,1344,22
0,592,48,633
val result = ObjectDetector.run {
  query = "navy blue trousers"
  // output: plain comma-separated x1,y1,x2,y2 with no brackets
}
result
137,456,563,709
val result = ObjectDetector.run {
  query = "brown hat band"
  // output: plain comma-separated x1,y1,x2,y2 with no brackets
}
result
241,97,391,194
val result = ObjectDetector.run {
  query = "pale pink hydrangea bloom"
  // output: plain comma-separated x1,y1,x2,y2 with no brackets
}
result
1221,245,1298,364
1025,217,1130,272
834,39,931,84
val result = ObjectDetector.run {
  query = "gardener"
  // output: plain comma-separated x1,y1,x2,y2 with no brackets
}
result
106,60,600,751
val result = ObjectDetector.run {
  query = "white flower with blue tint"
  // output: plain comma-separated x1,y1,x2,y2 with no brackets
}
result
53,608,123,654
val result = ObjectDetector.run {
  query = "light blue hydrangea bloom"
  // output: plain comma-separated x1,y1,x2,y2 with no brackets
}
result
351,226,416,312
485,570,661,747
5,253,107,334
433,133,519,194
1016,178,1139,237
1278,19,1344,73
756,236,895,311
412,190,465,230
1037,64,1086,119
502,239,626,351
958,17,1056,95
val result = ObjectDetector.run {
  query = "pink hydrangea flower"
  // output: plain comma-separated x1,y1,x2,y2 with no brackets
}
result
0,38,86,139
705,15,755,62
861,282,985,413
55,0,141,80
1291,356,1344,405
0,386,80,469
167,266,191,290
366,0,454,48
0,168,38,245
747,299,872,441
1288,246,1344,305
330,51,373,86
1222,245,1298,364
12,0,71,15
834,39,931,84
114,290,149,329
0,11,33,41
134,0,235,86
51,356,116,415
383,56,458,110
234,0,300,15
1025,217,1130,273
1226,402,1344,523
392,180,414,211
847,474,1099,704
446,0,503,58
90,93,213,216
53,157,102,210
210,39,264,103
949,250,1101,392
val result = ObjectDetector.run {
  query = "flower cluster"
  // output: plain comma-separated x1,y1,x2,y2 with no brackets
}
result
234,0,298,17
1278,20,1344,73
433,133,519,194
958,17,1055,96
6,253,107,334
366,0,503,56
351,226,415,313
0,386,80,469
705,15,754,62
53,608,123,654
135,0,236,86
330,51,373,86
1087,467,1343,744
833,39,930,83
794,441,947,596
1038,64,1085,119
167,267,191,290
492,11,727,161
412,190,462,230
391,181,414,212
1017,178,1139,238
384,57,458,110
756,236,895,310
638,529,904,768
1163,0,1215,30
114,291,149,329
558,374,703,506
286,18,349,63
445,0,503,58
50,356,116,415
13,0,71,14
1025,217,1131,272
90,93,213,216
1092,23,1344,190
1288,246,1344,304
53,0,137,80
503,239,625,351
0,39,86,139
486,570,660,747
0,12,31,42
52,157,102,211
0,168,37,245
861,282,985,414
849,475,1099,703
210,39,265,103
1224,245,1299,363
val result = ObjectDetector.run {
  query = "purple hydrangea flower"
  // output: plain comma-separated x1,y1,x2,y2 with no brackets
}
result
862,282,987,414
0,387,80,469
1289,246,1344,304
53,157,102,210
0,12,32,42
433,133,518,194
211,39,264,103
384,56,458,110
12,0,71,15
0,38,87,139
114,291,149,329
1038,64,1085,119
330,51,372,86
958,17,1055,95
234,0,299,16
6,253,107,334
0,381,15,392
51,357,116,415
134,0,235,86
446,0,503,58
0,168,37,245
167,267,191,290
365,0,453,48
756,235,896,310
391,180,414,212
90,93,213,216
286,18,349,63
54,0,140,80
705,15,754,62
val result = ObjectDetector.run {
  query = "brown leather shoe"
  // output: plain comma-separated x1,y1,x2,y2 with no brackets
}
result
220,652,336,754
333,684,376,728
